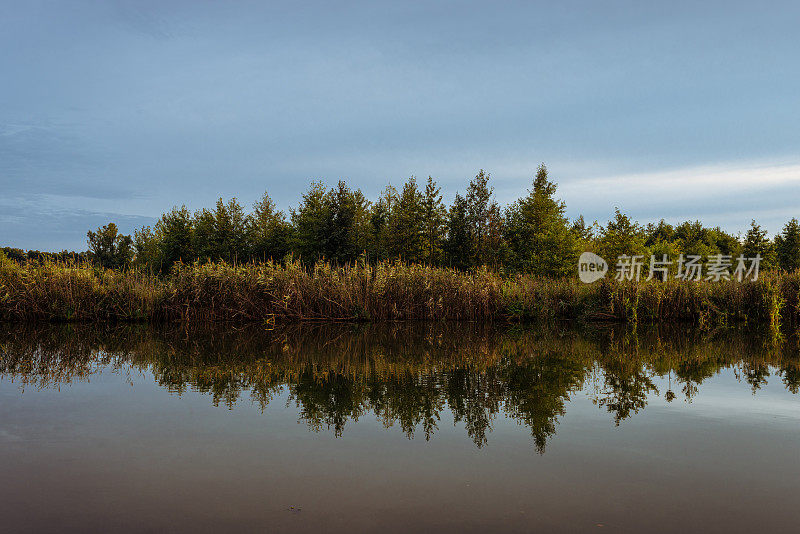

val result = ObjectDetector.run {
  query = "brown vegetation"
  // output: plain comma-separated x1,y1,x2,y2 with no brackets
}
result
1,255,798,328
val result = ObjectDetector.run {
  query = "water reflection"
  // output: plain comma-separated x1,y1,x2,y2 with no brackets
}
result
1,323,798,452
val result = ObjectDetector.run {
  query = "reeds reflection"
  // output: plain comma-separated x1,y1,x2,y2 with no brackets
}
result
1,323,798,453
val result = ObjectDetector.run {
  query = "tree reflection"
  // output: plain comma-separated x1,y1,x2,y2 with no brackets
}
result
1,323,797,452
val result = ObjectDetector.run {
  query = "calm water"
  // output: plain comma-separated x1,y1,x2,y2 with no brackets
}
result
0,323,798,533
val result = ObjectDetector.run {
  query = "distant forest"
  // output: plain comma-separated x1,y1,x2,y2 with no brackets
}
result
4,165,800,275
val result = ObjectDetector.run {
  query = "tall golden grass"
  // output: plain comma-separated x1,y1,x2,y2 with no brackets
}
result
1,254,798,327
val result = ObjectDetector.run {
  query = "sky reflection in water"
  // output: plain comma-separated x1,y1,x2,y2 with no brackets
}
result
0,323,798,533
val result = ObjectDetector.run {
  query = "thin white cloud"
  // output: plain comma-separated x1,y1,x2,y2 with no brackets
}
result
562,159,800,196
559,159,800,234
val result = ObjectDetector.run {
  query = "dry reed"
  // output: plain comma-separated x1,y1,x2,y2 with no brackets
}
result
1,254,798,327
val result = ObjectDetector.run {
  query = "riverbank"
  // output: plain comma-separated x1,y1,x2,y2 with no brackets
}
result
1,257,798,327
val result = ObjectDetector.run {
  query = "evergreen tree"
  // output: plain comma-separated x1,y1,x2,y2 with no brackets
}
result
291,181,333,261
219,198,248,261
647,239,680,276
369,185,397,262
248,191,292,261
445,193,473,270
93,164,797,280
86,222,134,270
597,208,647,262
421,176,446,265
709,227,742,258
504,164,578,277
673,221,719,259
326,181,371,264
192,208,216,260
193,198,247,263
386,176,425,262
0,247,26,262
465,170,498,267
133,225,160,269
571,216,595,243
742,220,776,269
150,206,194,272
775,218,800,272
485,203,508,269
644,220,675,247
642,219,679,275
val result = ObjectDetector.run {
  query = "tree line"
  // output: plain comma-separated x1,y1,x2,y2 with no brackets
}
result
87,165,588,274
1,248,89,264
6,164,800,276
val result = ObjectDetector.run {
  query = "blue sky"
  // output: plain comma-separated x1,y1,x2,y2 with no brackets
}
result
2,0,799,251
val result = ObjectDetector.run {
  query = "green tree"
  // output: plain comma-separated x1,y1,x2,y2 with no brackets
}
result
644,220,675,247
291,181,333,261
421,176,446,265
326,181,371,264
193,198,248,263
709,227,742,258
192,208,216,261
504,164,578,277
0,247,26,262
647,239,680,277
571,215,596,245
133,225,159,269
597,208,647,262
248,191,293,261
369,185,397,262
152,206,194,272
386,176,425,262
86,222,134,269
466,170,499,267
486,202,508,269
775,218,800,272
673,221,719,259
742,220,776,270
445,193,473,270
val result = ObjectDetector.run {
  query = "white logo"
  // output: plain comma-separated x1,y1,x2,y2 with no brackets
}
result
578,252,608,283
576,253,762,283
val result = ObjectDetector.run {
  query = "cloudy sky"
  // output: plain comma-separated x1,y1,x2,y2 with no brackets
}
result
2,0,799,251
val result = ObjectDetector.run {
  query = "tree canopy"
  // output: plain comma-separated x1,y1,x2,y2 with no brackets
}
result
6,165,793,279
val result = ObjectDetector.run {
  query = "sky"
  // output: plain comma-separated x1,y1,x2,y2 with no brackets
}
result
2,0,799,251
